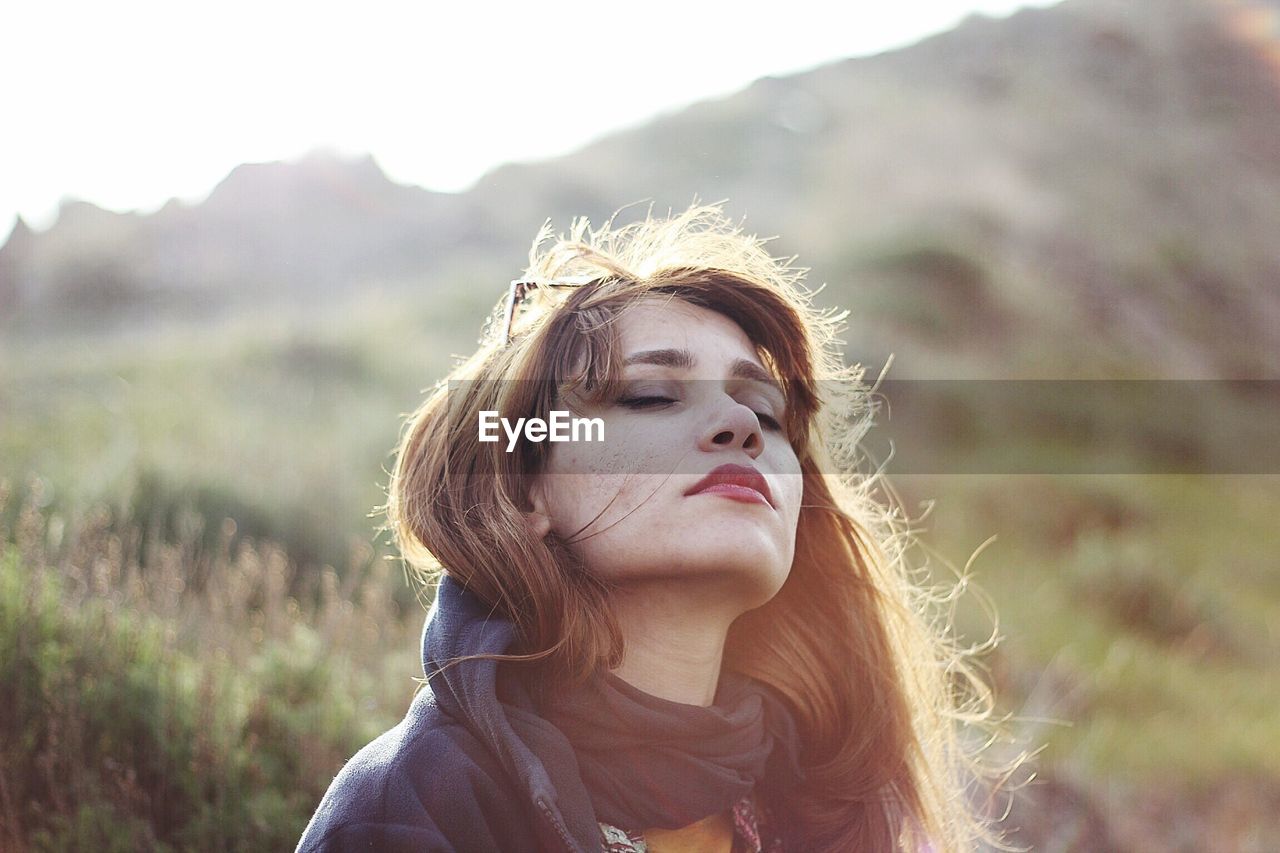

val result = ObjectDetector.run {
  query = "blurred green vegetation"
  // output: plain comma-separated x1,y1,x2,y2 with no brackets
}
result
0,481,421,851
896,474,1280,784
0,288,490,588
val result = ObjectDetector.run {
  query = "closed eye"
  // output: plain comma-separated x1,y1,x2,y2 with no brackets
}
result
618,395,678,409
755,412,783,431
621,395,782,432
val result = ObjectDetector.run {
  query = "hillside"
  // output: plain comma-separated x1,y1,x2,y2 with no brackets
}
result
2,0,1278,380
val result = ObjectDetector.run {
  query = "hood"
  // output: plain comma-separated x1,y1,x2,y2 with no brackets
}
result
422,573,602,853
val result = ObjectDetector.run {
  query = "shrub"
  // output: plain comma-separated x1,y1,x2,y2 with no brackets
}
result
0,479,416,852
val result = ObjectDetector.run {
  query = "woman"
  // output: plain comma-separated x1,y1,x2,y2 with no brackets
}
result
297,205,998,852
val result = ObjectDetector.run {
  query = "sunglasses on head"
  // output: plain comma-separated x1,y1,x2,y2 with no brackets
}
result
501,275,601,346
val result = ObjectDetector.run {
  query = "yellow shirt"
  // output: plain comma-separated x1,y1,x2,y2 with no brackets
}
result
641,809,736,853
598,790,781,852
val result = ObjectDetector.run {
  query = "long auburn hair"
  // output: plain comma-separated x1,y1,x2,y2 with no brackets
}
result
384,204,1002,851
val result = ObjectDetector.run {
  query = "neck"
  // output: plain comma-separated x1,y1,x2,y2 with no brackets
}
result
606,575,745,707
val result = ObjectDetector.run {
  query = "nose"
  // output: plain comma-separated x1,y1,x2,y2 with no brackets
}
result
699,395,765,459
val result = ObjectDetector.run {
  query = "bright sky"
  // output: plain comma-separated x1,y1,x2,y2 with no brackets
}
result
1,1,1062,238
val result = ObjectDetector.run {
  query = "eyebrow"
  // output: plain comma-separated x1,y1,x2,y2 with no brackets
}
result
622,348,785,399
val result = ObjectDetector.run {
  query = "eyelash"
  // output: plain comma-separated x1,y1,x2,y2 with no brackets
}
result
617,395,784,432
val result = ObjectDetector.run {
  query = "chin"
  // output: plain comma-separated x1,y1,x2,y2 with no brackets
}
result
676,546,788,584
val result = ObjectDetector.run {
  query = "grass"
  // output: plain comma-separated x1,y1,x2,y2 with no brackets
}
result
0,478,423,852
894,473,1280,785
0,287,483,583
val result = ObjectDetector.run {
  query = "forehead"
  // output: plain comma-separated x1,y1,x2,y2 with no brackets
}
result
616,297,759,364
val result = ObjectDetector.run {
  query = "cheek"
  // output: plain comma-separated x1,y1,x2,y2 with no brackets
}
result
774,476,802,525
540,417,677,521
540,446,645,537
771,448,804,496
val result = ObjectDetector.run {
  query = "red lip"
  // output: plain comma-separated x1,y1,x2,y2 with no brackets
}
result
684,463,773,508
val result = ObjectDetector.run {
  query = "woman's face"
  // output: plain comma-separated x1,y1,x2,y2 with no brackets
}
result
527,297,804,607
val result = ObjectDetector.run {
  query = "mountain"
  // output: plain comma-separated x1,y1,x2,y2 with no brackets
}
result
2,0,1277,377
0,152,469,334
